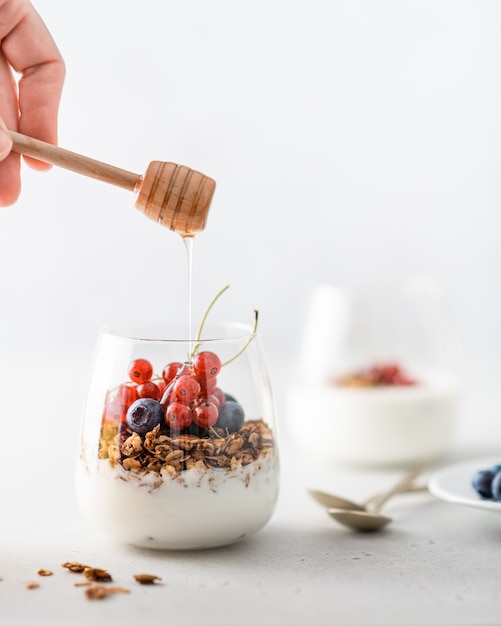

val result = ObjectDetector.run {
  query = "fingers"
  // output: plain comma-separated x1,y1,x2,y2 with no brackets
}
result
0,0,65,203
0,49,20,206
0,119,13,159
2,2,65,169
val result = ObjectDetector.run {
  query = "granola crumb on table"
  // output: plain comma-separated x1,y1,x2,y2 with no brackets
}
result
58,561,162,600
133,574,162,585
37,569,53,577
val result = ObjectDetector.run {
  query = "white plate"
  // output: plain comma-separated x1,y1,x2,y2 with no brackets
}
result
428,456,501,512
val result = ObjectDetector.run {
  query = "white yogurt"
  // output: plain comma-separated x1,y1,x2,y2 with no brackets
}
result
286,372,458,467
76,452,279,550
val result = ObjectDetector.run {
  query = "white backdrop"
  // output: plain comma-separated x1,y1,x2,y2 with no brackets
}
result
1,0,500,440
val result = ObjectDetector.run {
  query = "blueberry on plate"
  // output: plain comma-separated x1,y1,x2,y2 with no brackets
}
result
472,469,497,499
216,400,245,433
491,471,501,501
126,398,165,435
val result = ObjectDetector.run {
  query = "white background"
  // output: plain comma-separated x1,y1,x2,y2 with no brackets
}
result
1,0,500,441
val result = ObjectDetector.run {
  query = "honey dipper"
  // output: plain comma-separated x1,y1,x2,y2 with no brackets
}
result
7,130,216,236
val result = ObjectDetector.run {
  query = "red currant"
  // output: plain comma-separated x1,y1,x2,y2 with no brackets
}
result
128,358,153,384
177,362,194,377
393,372,416,386
193,401,219,428
212,387,225,405
102,400,127,425
160,382,175,406
162,361,183,385
137,381,161,400
165,402,193,430
193,351,222,379
210,394,222,408
107,384,137,408
198,375,217,395
173,375,201,403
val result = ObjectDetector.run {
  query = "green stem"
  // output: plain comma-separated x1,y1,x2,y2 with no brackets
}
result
190,285,230,358
221,310,259,367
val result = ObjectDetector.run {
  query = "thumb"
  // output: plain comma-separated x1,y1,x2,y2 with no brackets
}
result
0,118,13,160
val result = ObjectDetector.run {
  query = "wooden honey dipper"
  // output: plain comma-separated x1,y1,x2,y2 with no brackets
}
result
7,130,216,236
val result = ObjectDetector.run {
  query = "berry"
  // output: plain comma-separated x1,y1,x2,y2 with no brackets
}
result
224,392,237,402
162,361,183,385
193,401,219,428
173,375,201,403
193,351,222,379
472,469,496,499
160,382,176,406
128,359,153,384
212,387,225,405
208,393,222,408
102,400,127,425
126,398,164,435
165,402,194,431
137,381,161,400
216,401,245,432
103,385,138,425
198,375,217,395
186,422,208,437
176,362,194,377
491,471,501,501
111,384,138,408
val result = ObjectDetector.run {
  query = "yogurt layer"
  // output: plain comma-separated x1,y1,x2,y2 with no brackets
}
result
76,450,279,550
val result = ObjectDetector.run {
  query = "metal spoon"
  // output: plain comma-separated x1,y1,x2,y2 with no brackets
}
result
309,463,425,512
309,488,383,512
327,467,428,532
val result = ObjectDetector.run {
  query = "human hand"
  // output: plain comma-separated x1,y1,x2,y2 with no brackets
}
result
0,0,65,206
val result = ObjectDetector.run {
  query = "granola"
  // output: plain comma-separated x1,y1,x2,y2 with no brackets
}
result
37,569,53,577
61,562,90,573
25,582,39,590
82,568,113,583
133,574,162,585
99,419,274,479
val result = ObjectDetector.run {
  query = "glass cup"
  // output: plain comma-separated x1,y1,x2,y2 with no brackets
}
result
76,321,279,550
286,275,459,466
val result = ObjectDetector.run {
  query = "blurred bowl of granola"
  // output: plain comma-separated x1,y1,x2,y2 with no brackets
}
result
285,278,459,467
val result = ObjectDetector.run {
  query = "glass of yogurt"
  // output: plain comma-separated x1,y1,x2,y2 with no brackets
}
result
287,275,459,466
76,321,279,550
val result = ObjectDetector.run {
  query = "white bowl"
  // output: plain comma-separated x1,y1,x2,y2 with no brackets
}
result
285,373,458,467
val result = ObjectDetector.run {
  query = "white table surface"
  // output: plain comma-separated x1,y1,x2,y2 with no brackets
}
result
1,352,500,626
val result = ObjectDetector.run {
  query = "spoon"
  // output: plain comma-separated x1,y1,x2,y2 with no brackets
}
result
309,488,384,512
309,463,426,512
327,487,429,532
326,465,428,532
7,130,216,236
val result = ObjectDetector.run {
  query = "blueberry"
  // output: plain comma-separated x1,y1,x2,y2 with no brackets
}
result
126,398,164,435
186,422,208,437
487,464,501,474
472,469,496,499
224,392,237,402
216,401,245,433
491,471,501,501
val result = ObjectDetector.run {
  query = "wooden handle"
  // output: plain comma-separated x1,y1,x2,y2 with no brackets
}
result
7,130,140,192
